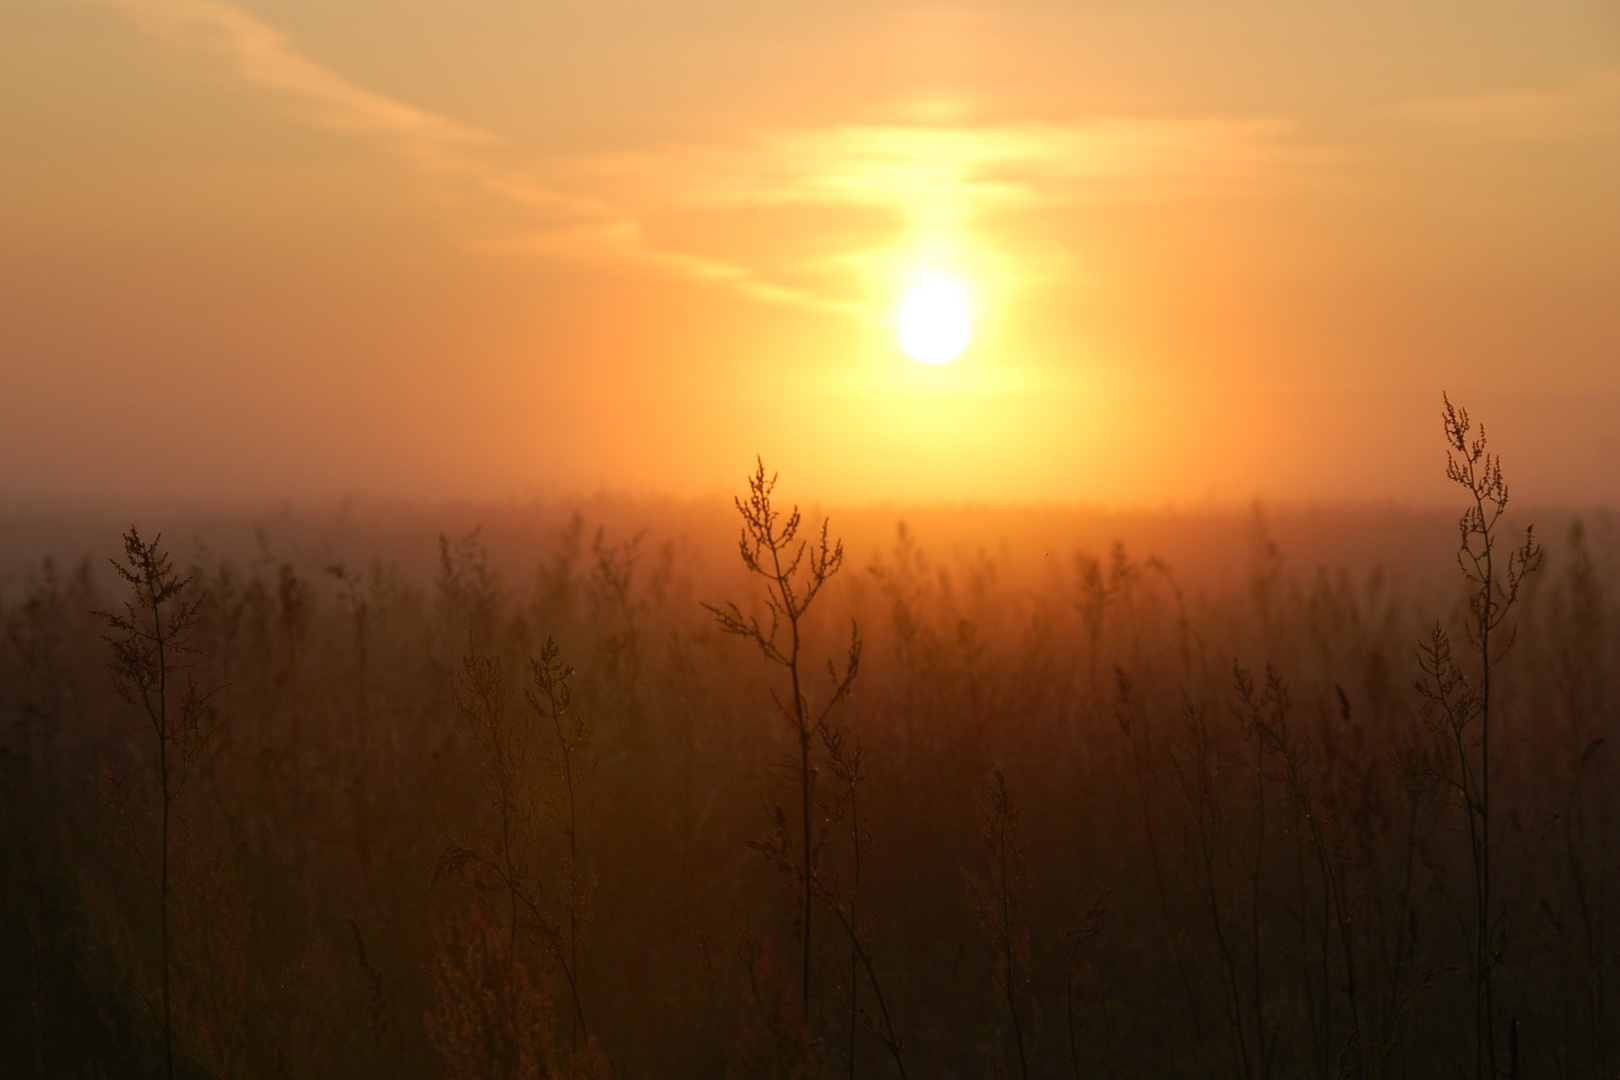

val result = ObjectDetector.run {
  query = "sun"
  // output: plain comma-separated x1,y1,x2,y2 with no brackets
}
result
896,274,971,364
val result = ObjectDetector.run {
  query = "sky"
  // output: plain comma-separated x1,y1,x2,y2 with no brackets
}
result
2,0,1618,507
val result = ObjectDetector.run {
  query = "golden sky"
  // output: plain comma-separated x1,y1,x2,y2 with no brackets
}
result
3,0,1617,505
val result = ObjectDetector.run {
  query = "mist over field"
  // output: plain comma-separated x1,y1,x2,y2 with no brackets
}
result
5,467,1619,1077
0,494,1504,599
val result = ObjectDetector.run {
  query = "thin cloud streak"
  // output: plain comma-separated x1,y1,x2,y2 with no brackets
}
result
614,117,1302,211
92,0,826,307
582,118,1313,303
1394,69,1620,142
96,0,1315,315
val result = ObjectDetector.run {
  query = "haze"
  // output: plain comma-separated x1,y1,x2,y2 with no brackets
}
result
3,0,1617,506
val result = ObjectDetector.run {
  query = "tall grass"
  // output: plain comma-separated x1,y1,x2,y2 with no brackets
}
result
98,528,220,1080
1417,397,1542,1079
1,401,1616,1077
967,767,1033,1079
705,459,861,1026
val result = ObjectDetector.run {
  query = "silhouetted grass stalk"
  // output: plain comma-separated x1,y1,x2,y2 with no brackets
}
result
1416,396,1541,1080
529,638,593,1048
820,724,908,1079
968,767,1032,1080
706,458,861,1022
100,527,218,1080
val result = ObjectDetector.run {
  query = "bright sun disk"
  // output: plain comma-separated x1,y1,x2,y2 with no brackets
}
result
897,275,970,364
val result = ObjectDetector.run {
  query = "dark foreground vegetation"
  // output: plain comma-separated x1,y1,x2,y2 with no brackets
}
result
3,404,1617,1079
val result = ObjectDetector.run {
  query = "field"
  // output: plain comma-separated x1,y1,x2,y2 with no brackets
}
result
3,436,1617,1079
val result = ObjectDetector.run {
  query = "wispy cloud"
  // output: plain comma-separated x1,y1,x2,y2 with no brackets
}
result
97,0,1309,312
99,0,574,213
609,118,1298,211
1395,69,1620,142
586,117,1305,275
578,118,1311,302
93,0,811,300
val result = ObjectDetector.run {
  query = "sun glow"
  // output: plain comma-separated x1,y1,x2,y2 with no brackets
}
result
897,274,972,364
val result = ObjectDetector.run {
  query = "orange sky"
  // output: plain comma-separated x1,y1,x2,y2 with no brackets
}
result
2,0,1617,506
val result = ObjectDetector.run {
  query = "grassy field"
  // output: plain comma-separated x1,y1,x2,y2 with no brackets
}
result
3,429,1616,1078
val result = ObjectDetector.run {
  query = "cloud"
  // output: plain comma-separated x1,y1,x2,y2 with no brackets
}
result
1395,69,1620,142
577,117,1311,301
96,0,1309,313
94,0,803,297
616,117,1299,210
100,0,531,194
